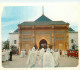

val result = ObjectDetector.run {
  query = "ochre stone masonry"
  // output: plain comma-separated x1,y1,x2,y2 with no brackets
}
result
18,24,69,53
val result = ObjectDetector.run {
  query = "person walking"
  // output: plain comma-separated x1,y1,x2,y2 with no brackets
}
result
9,49,12,61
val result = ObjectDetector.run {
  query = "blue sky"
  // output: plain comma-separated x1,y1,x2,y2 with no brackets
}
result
1,5,78,41
1,6,42,41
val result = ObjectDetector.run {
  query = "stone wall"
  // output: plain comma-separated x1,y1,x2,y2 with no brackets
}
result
9,33,19,48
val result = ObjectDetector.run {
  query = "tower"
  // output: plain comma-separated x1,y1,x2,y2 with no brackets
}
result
42,6,44,15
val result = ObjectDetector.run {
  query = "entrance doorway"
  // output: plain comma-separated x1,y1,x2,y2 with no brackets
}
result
39,39,47,49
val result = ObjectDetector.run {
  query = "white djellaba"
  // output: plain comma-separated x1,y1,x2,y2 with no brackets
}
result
2,51,6,61
23,50,26,57
20,51,24,58
50,49,54,54
26,47,37,68
20,49,26,58
5,50,9,60
62,50,65,56
36,48,45,67
43,48,55,67
53,50,60,67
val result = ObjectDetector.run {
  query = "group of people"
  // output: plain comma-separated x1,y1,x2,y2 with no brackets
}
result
26,47,60,68
2,49,13,62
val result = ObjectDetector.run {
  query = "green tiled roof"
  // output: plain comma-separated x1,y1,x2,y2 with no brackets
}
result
35,15,52,22
69,27,74,31
18,15,69,26
18,21,69,26
14,29,18,32
11,15,76,34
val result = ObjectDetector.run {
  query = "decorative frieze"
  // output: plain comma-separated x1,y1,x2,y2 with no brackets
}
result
21,32,33,35
22,35,32,38
21,38,33,41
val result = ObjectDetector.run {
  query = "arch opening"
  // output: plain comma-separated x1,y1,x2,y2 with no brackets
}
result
39,39,47,49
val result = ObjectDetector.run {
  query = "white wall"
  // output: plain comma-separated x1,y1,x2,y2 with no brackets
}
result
69,32,78,49
9,33,19,49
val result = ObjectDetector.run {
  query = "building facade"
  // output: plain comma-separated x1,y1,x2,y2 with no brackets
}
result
9,15,78,53
10,14,69,52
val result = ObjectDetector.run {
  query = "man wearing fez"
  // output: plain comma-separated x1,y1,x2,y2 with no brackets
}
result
9,49,13,61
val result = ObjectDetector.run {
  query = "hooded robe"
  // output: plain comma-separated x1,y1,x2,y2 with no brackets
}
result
27,47,37,67
43,48,55,67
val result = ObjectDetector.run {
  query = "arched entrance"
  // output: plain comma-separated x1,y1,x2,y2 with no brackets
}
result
39,39,47,49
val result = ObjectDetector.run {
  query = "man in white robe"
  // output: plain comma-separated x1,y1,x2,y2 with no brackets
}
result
36,48,45,67
62,50,65,56
20,49,26,58
53,50,60,67
20,50,24,58
39,48,45,56
5,50,9,60
2,51,6,62
50,49,54,54
43,48,55,67
23,50,26,57
27,47,37,68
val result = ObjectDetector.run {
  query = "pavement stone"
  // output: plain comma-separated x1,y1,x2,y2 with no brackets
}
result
2,54,79,68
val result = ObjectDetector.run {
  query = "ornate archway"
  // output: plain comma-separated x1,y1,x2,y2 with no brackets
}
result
39,39,47,49
36,34,50,49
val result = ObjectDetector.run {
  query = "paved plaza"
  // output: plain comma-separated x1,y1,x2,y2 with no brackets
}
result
2,54,79,68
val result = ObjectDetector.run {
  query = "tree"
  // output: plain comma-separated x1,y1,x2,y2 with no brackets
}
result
72,45,75,50
10,45,18,54
3,40,9,49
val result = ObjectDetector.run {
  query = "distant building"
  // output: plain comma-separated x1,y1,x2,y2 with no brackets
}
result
9,14,78,53
69,28,78,50
9,31,19,49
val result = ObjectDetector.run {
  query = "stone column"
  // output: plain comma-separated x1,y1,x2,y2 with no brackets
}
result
51,25,55,50
33,31,35,46
64,25,69,50
18,26,21,54
66,30,69,50
32,26,36,47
